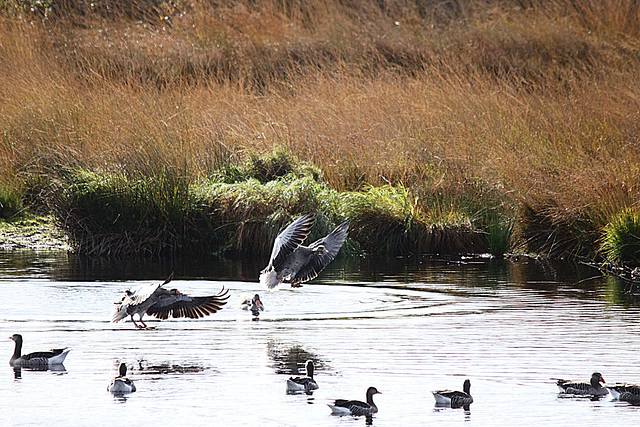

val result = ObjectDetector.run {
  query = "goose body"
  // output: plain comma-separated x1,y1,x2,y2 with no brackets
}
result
328,387,380,417
260,214,349,289
287,360,319,394
433,379,473,408
620,391,640,405
608,383,640,400
239,293,264,318
112,273,230,329
9,334,70,368
108,363,136,394
555,372,608,396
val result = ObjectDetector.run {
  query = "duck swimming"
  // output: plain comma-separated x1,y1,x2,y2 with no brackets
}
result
287,360,319,394
239,293,264,318
432,379,473,408
9,334,70,369
328,386,381,417
555,372,608,396
108,363,136,394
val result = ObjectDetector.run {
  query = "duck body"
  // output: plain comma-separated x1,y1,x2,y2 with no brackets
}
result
555,372,608,396
607,382,640,399
433,379,473,408
328,387,380,417
287,360,319,394
620,391,640,405
108,363,136,394
9,334,70,369
239,293,264,318
112,273,229,329
260,214,349,289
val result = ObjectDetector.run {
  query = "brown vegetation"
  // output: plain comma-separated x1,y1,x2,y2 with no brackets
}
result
1,0,639,258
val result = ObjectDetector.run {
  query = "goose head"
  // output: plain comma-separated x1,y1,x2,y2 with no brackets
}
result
591,372,605,388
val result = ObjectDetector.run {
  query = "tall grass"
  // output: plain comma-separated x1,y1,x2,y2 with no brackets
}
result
1,0,639,258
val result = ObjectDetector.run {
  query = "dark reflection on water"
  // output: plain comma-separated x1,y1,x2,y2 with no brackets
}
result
135,359,209,375
267,340,327,375
1,249,638,307
12,364,67,379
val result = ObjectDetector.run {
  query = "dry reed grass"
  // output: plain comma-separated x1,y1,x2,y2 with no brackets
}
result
1,0,639,257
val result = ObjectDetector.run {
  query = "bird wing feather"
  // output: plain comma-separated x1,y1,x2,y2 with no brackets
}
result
292,220,349,283
268,213,314,269
146,288,230,320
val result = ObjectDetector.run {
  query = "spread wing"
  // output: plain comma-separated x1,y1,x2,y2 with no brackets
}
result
267,213,315,269
124,273,174,306
146,288,230,320
292,219,349,283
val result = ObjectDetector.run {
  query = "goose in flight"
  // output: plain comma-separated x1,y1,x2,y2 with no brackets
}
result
260,214,349,289
112,273,229,329
9,334,70,368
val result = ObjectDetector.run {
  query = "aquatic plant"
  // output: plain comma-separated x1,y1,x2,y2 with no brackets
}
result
600,209,640,265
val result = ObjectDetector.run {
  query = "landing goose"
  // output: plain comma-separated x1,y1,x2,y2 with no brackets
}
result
108,363,136,394
9,334,70,368
555,372,608,396
260,214,349,289
239,293,264,318
112,273,230,329
287,360,319,394
433,379,473,408
328,386,381,416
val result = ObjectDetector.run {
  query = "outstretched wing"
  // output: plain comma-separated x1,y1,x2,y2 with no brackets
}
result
292,219,349,283
146,288,230,320
267,213,315,269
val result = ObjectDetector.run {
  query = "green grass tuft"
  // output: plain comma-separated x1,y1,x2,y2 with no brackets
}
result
600,208,640,265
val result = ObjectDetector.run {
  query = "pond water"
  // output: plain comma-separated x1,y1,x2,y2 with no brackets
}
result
1,251,640,426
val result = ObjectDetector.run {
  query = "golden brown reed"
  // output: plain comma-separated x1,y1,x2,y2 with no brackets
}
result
1,0,640,256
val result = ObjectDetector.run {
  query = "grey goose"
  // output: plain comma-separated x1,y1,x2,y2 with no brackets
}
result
286,359,319,394
433,379,473,408
108,363,136,394
112,273,229,329
555,372,608,396
260,213,349,289
9,334,70,368
328,386,381,417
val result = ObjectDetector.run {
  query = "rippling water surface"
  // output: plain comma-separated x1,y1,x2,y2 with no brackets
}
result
2,251,640,426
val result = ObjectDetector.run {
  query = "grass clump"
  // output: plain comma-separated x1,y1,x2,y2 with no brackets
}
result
342,185,487,255
49,168,192,257
215,150,321,184
193,174,348,257
0,185,22,219
600,209,640,265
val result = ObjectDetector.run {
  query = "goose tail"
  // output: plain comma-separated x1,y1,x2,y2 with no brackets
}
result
260,269,280,290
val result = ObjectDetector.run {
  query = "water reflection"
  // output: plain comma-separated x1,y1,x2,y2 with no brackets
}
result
267,341,327,375
136,359,208,375
12,364,67,379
